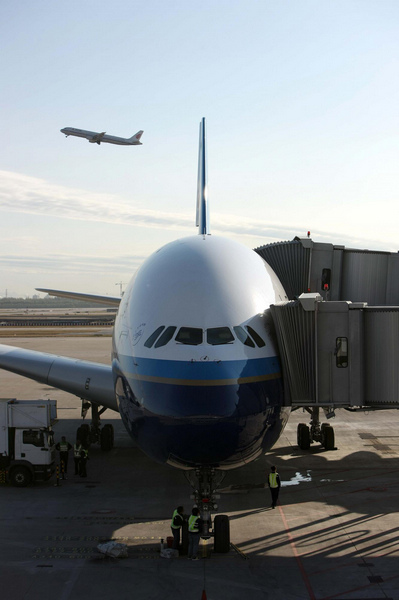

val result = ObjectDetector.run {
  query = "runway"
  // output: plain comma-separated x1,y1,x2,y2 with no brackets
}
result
1,333,399,599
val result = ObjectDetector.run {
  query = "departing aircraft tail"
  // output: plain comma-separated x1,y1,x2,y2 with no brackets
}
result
196,117,209,235
129,130,144,144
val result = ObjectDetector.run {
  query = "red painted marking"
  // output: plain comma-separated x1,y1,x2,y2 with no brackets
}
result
278,504,316,600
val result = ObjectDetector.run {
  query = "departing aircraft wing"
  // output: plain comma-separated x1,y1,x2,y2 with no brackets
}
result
90,131,106,143
0,344,117,411
36,288,121,306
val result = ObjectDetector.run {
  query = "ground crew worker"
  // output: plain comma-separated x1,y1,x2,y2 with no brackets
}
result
170,505,184,550
73,440,83,475
55,436,72,479
79,446,89,478
268,465,281,509
187,507,202,560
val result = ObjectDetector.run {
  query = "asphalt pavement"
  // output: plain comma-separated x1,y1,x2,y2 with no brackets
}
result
1,335,399,600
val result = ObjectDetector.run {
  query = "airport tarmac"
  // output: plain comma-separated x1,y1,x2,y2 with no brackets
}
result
1,333,399,600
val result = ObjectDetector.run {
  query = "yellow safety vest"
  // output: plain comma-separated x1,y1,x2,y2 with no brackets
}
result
188,515,200,532
74,444,82,458
269,473,279,488
171,509,182,529
59,441,69,452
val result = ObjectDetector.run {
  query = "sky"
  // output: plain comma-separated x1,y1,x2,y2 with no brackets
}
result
1,0,398,297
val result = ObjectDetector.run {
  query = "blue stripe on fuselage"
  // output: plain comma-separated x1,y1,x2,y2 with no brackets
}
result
119,355,281,383
115,354,284,418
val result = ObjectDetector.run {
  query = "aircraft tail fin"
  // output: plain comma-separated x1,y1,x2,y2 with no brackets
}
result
129,130,144,144
196,117,210,235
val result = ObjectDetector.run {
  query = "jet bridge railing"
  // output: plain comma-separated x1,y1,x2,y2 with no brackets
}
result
270,294,399,409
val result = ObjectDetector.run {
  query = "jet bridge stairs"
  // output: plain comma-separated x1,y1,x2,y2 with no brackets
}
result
255,238,399,450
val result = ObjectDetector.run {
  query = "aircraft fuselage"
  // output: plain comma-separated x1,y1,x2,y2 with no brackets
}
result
112,234,291,470
60,127,143,145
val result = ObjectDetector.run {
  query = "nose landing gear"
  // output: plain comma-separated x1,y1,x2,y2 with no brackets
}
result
184,467,230,553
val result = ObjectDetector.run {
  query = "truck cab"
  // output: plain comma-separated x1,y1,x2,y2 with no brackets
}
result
0,399,57,487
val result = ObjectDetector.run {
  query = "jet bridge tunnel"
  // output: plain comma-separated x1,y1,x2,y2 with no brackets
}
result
254,238,399,449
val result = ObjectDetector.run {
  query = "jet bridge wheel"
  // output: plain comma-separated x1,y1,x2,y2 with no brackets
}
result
321,424,335,451
297,423,311,450
213,515,230,553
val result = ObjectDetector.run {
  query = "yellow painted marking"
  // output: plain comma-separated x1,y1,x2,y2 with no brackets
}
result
231,543,248,559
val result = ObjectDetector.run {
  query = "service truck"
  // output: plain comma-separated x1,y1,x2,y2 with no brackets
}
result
0,398,57,486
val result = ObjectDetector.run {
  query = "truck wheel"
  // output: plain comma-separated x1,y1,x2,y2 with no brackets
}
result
100,425,113,451
10,466,32,487
213,515,230,553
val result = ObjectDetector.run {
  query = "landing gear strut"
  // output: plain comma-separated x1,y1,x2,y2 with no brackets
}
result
297,407,335,451
184,467,230,553
76,400,114,451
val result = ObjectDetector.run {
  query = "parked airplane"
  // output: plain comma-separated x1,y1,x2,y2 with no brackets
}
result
60,127,144,146
0,119,288,538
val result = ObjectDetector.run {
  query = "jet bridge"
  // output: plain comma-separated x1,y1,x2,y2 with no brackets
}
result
255,238,399,450
255,237,399,305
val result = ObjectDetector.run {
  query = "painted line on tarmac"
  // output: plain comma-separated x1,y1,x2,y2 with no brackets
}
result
59,564,81,600
278,503,316,600
230,543,248,559
318,572,398,600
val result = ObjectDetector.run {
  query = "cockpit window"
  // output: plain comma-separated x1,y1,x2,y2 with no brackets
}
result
245,326,266,347
154,326,177,348
175,327,203,345
233,326,255,347
144,326,165,348
207,327,234,345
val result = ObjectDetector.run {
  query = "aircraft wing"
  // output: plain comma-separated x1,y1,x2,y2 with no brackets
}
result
90,131,106,142
36,288,121,306
0,344,118,411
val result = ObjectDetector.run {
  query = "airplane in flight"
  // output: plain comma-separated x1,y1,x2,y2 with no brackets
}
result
60,127,144,146
0,119,289,541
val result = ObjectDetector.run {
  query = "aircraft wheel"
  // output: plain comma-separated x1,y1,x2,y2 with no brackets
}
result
180,519,189,556
10,466,32,487
322,425,335,450
76,424,90,447
213,514,230,553
297,423,311,450
100,425,113,451
106,424,114,446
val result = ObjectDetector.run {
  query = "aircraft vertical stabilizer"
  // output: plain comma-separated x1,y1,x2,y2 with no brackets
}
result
196,118,210,235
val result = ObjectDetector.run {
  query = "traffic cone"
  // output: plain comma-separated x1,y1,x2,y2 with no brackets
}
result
201,590,207,600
